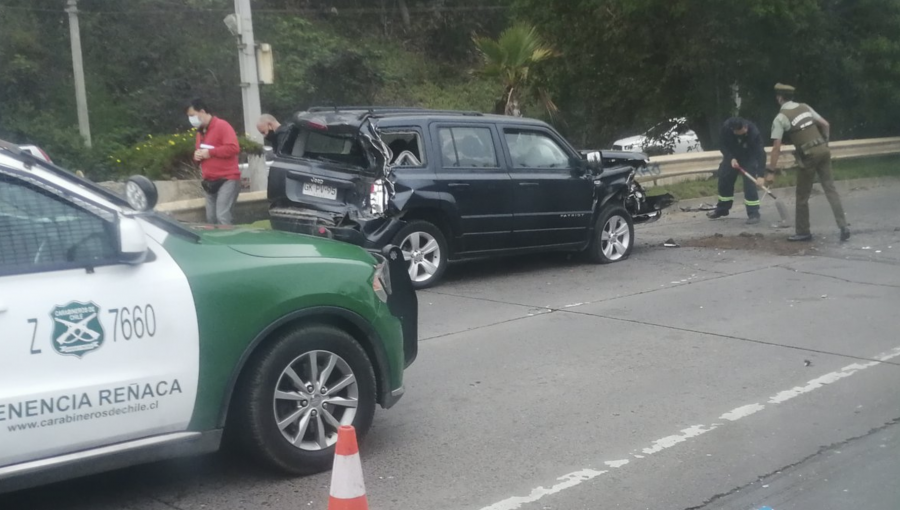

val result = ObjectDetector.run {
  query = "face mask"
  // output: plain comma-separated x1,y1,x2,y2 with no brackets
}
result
188,115,202,128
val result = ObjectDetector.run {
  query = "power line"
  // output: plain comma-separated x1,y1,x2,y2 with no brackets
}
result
0,4,510,15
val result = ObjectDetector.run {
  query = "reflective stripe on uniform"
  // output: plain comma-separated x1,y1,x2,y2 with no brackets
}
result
745,199,761,206
718,196,734,202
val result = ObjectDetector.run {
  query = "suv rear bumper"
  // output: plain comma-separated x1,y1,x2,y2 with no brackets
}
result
270,206,406,250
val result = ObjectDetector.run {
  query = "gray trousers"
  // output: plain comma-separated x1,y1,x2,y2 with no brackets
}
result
204,179,241,225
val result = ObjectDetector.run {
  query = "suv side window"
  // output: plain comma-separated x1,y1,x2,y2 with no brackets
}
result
504,130,570,168
0,173,117,276
382,130,426,167
438,127,498,168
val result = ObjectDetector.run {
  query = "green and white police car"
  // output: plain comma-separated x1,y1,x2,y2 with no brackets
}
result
0,141,417,493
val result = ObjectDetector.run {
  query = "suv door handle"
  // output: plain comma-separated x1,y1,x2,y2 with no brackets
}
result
518,182,540,187
448,183,470,188
0,303,8,314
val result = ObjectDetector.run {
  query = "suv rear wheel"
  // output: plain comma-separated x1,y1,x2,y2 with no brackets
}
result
588,206,634,263
393,220,448,289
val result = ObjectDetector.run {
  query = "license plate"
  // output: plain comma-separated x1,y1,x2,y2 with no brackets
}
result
302,182,338,200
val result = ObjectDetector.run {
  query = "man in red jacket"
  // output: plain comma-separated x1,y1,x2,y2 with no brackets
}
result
186,98,241,225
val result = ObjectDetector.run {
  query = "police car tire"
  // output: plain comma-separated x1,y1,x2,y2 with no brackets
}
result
231,323,377,475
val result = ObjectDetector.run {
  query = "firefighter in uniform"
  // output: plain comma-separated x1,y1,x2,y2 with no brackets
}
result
707,117,767,224
767,83,850,242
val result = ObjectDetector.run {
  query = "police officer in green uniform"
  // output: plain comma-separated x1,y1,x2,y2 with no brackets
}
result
767,83,850,242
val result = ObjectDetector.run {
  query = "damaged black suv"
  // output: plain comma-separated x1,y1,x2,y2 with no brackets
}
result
267,107,673,288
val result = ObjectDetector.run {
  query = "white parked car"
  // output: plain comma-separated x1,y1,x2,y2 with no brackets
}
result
612,117,703,155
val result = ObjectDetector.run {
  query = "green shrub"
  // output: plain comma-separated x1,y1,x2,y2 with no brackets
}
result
110,130,263,181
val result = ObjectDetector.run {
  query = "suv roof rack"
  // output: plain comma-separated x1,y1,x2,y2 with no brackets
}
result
307,106,484,117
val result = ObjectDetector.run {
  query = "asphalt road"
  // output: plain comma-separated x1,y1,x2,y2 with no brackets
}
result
3,177,900,510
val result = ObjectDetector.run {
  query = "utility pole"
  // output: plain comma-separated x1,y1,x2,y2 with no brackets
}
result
233,0,263,143
66,0,91,148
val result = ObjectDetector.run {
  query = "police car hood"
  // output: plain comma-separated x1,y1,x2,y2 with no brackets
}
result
192,226,374,261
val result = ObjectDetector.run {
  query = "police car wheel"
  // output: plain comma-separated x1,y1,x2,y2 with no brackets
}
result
231,324,377,475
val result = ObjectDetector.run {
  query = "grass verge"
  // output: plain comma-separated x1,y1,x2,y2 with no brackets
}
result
650,155,899,201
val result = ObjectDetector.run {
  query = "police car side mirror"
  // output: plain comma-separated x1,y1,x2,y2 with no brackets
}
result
118,216,149,264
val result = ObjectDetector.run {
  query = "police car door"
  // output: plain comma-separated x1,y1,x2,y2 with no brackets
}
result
0,169,199,468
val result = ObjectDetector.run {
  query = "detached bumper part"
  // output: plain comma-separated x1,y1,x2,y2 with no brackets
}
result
372,244,417,410
631,192,675,224
378,245,418,368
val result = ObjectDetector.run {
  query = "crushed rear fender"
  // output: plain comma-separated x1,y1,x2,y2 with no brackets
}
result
268,115,409,246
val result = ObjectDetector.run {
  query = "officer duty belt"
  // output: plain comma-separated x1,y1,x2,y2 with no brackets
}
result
799,138,826,152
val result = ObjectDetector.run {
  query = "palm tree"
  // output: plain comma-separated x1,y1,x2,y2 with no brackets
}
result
473,23,559,117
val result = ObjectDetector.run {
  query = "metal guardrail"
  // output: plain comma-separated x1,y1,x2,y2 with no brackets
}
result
636,137,900,186
157,137,900,221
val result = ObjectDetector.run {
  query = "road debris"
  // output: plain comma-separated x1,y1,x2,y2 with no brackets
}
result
680,203,717,212
663,238,680,247
804,360,812,367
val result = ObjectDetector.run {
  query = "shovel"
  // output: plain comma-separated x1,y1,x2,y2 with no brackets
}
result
735,164,791,226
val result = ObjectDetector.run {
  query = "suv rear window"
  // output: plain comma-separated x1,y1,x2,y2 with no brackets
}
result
285,128,368,168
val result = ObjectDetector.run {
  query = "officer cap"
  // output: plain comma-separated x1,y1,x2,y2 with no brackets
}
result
774,83,796,93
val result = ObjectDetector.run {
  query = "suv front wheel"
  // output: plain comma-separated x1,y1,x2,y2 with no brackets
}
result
588,206,634,264
393,220,448,289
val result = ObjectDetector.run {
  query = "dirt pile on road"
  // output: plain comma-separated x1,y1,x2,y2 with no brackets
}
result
683,233,818,256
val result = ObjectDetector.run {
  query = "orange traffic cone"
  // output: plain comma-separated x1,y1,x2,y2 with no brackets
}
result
328,425,368,510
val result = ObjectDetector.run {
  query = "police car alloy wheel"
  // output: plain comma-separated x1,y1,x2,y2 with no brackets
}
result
230,324,377,475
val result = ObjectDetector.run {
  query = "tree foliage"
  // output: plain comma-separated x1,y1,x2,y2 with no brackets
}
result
473,23,558,117
0,0,897,180
0,0,511,178
513,0,900,148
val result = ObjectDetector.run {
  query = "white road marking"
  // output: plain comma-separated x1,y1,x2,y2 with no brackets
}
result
480,470,607,510
641,425,718,455
479,345,900,510
769,347,900,404
720,403,766,421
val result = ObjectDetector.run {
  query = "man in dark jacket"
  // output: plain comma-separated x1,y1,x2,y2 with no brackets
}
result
707,117,767,224
256,114,290,151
